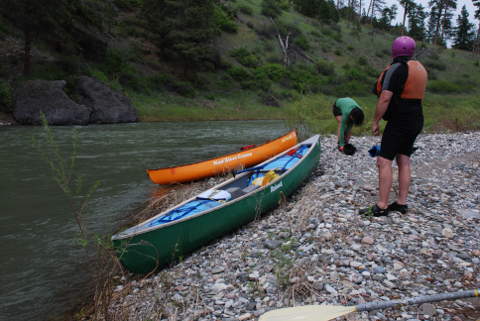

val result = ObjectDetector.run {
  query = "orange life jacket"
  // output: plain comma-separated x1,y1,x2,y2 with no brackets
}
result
375,60,428,99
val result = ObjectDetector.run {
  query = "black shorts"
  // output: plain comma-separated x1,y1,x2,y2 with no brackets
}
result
332,103,341,116
380,119,423,160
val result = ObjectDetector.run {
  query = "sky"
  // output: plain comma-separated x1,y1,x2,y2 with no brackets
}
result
385,0,478,29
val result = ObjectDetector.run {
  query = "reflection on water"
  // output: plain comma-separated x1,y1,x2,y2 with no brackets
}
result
0,120,289,321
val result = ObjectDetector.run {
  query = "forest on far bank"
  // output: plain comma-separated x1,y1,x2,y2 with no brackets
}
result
0,0,479,131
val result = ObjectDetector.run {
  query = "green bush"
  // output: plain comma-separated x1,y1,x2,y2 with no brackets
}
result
255,24,277,39
258,91,281,107
428,51,440,61
294,35,310,51
238,5,253,15
88,69,109,83
263,42,274,51
227,65,272,91
343,66,368,81
286,65,325,94
214,5,238,33
347,45,354,52
321,27,334,37
332,33,342,43
424,60,447,71
326,79,370,96
357,57,368,66
255,64,286,81
145,74,171,91
428,80,462,94
230,48,261,68
315,59,335,76
0,80,12,112
119,73,151,93
87,68,123,91
103,47,131,77
277,89,298,101
334,49,342,56
168,80,196,97
261,0,288,18
228,65,251,82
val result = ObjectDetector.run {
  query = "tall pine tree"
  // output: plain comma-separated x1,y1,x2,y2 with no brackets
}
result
473,0,480,53
0,0,113,75
408,4,427,41
453,5,475,50
399,0,415,32
0,0,70,75
427,0,457,46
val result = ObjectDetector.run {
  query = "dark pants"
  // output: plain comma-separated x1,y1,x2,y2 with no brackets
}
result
379,116,423,160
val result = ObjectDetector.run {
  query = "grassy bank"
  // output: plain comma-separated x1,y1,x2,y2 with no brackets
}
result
131,91,480,134
130,90,288,122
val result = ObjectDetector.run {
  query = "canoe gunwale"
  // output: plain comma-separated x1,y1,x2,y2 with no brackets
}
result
146,130,296,172
146,130,298,184
112,135,319,241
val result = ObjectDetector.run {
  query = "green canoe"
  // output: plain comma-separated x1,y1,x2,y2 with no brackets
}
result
112,135,321,274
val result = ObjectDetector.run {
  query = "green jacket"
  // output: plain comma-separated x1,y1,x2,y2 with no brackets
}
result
335,97,361,147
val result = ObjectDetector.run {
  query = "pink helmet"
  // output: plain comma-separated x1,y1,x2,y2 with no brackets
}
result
391,36,416,58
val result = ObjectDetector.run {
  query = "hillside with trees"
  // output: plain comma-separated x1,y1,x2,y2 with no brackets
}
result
0,0,479,130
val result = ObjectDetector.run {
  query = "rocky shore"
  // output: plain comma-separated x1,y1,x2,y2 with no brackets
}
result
108,132,480,321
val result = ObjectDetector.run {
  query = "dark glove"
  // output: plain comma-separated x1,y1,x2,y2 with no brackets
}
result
368,144,381,157
343,143,356,156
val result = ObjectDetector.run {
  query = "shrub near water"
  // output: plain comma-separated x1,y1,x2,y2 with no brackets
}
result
428,80,467,94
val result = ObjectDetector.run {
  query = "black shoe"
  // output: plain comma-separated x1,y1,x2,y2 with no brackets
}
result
359,204,389,217
387,202,408,214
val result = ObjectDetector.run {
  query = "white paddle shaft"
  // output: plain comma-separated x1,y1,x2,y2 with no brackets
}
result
356,289,479,312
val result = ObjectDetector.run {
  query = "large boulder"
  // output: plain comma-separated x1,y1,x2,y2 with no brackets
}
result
13,80,91,125
75,76,137,124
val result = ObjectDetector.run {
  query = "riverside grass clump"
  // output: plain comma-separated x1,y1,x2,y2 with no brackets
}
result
33,115,125,321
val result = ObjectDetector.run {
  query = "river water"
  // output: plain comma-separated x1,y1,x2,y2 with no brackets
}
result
0,120,290,321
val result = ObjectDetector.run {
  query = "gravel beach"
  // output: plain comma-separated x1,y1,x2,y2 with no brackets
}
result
108,132,480,321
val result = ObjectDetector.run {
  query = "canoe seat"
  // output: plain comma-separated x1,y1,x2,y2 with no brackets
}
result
225,187,245,199
242,184,258,193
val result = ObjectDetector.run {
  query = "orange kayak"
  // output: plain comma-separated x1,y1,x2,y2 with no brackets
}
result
146,130,298,184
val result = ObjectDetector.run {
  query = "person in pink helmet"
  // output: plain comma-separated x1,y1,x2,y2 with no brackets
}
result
360,36,428,217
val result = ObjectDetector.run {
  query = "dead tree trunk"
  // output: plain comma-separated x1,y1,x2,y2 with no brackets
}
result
270,18,291,67
473,25,480,55
277,33,291,66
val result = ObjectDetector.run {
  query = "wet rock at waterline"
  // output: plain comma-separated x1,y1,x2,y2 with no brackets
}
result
13,80,91,125
74,76,137,124
12,77,137,125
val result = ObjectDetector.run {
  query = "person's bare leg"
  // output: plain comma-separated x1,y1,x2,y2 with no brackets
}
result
395,154,411,205
377,156,393,209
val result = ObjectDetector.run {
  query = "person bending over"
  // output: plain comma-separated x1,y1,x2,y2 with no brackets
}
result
333,97,364,155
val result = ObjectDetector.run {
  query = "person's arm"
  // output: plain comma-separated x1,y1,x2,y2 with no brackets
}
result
336,115,344,148
372,90,393,136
